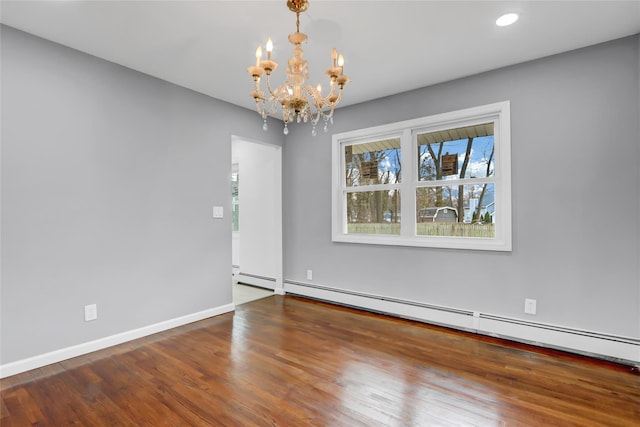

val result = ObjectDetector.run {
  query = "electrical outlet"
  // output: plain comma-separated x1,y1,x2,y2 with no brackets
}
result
85,304,98,322
524,299,537,315
306,269,313,280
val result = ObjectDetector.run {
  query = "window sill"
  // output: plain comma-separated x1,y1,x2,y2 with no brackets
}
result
332,233,512,251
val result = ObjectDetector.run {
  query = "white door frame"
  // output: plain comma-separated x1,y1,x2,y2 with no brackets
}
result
231,135,284,295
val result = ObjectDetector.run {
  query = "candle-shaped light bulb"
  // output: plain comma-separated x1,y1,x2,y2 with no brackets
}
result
266,38,273,60
332,48,337,67
338,54,344,67
317,83,322,94
255,46,262,67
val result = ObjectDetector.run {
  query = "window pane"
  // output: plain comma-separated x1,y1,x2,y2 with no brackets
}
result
417,123,494,181
416,184,495,237
345,137,401,187
231,171,239,232
231,204,239,232
346,190,401,235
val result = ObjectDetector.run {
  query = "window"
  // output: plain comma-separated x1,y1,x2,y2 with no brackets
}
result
332,101,511,251
344,135,402,235
231,165,239,232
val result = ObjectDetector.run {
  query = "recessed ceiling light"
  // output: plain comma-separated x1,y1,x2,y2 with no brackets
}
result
496,13,519,27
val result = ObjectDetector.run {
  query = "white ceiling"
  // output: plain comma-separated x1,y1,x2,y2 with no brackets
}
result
2,1,639,113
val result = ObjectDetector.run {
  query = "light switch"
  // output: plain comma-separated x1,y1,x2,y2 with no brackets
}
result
213,206,224,218
85,304,97,322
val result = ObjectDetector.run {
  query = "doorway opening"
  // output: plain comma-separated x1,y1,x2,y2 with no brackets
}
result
231,136,283,305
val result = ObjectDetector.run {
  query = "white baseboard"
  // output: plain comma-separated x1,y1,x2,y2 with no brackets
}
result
237,272,276,290
477,315,639,363
0,303,235,379
285,280,640,365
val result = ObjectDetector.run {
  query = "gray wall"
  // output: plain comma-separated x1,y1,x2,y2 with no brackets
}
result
2,24,638,367
284,35,640,338
0,25,283,364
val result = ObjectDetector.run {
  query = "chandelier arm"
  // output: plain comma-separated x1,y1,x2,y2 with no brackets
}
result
332,87,344,104
257,98,277,118
299,83,337,115
300,84,321,105
310,107,323,126
300,85,335,126
273,86,293,107
320,80,340,102
263,74,281,100
300,83,338,107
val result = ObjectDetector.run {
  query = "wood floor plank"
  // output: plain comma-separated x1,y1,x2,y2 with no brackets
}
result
1,295,638,426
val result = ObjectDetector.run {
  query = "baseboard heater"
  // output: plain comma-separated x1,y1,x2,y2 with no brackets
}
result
238,272,276,290
284,280,640,366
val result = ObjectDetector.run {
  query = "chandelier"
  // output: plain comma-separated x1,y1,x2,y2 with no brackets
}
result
247,0,350,135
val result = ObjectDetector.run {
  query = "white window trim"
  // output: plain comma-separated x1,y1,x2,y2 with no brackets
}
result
332,101,512,251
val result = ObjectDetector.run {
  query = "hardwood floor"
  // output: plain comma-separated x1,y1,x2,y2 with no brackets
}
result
233,283,274,306
1,295,639,426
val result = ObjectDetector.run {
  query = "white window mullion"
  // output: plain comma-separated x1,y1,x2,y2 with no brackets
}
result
332,138,346,237
400,128,415,238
